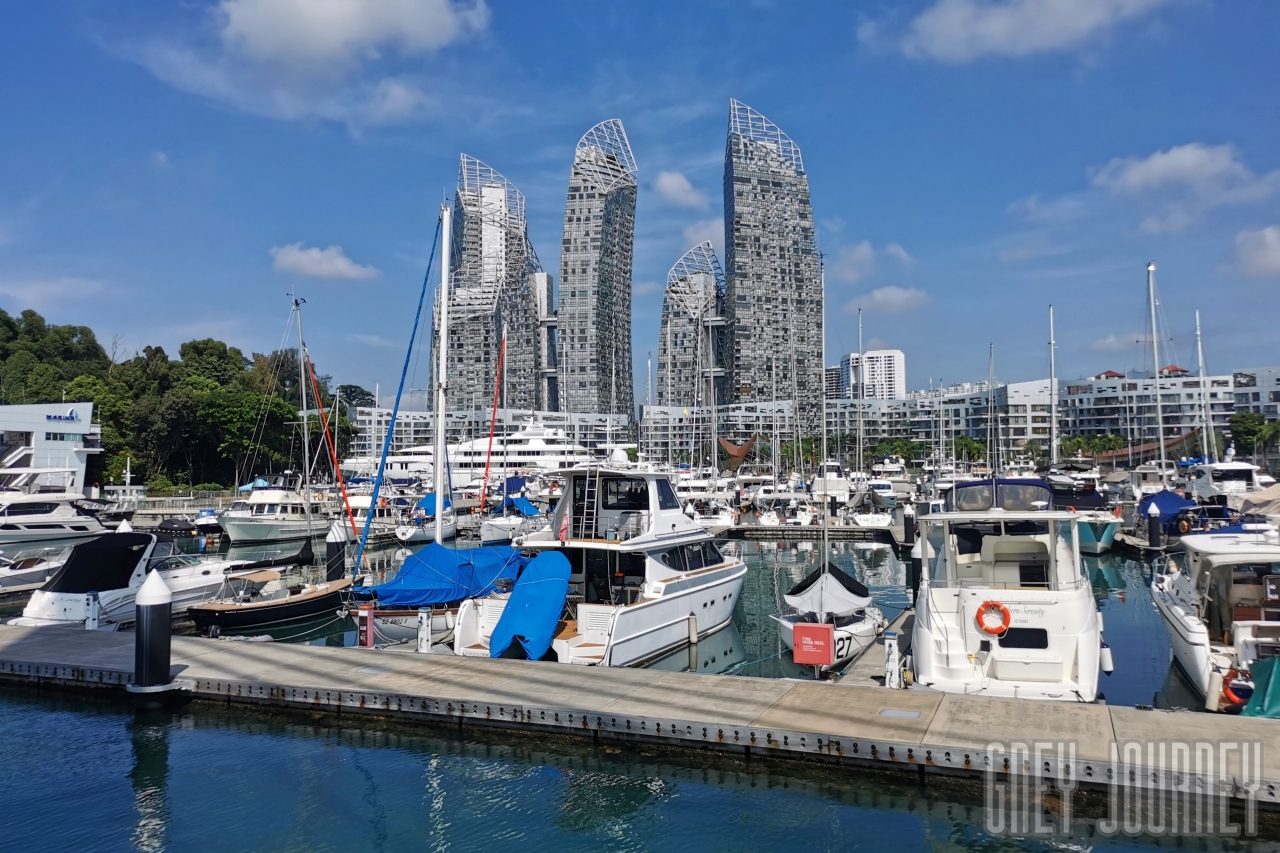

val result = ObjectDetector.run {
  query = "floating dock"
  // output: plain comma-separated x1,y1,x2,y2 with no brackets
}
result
0,623,1277,806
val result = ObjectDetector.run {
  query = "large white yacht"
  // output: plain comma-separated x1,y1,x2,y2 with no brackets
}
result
448,421,593,477
0,492,106,545
11,533,256,627
1151,525,1280,710
453,465,747,667
1186,458,1263,508
910,479,1110,702
219,480,322,544
809,461,851,505
1126,460,1177,499
341,446,433,482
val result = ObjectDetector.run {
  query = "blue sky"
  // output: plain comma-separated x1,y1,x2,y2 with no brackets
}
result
1,0,1277,407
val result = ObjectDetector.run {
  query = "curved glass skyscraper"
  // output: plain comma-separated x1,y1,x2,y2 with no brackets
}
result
723,99,822,432
557,119,637,420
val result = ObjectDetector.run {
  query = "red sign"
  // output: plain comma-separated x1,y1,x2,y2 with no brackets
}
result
792,622,835,666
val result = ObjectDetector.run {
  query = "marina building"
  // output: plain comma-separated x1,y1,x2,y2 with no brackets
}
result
431,155,550,413
556,119,638,420
656,242,726,409
722,99,822,433
1059,368,1236,442
0,402,101,493
838,349,906,400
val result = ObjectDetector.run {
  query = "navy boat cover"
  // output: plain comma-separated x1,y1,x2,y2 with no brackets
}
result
416,493,453,512
354,543,525,608
488,551,571,660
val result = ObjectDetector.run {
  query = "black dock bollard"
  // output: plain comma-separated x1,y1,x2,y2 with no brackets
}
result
902,505,916,547
326,519,349,582
133,571,172,689
1147,503,1163,549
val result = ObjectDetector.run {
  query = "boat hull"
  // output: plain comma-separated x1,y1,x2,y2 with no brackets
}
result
189,579,352,632
221,518,319,544
772,608,886,672
1077,519,1120,554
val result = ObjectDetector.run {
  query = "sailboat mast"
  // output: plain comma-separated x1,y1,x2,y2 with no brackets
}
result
434,203,452,544
502,322,509,504
987,343,995,475
1049,304,1058,466
1148,262,1167,477
1195,309,1214,462
820,261,830,584
294,297,313,537
856,308,864,473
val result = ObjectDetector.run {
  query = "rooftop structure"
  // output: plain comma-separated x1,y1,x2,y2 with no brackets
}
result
557,119,638,421
722,99,822,433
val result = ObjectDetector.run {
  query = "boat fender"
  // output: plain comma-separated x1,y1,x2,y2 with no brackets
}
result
1176,516,1191,535
976,600,1011,635
445,609,455,630
1221,669,1248,707
1205,671,1225,711
1099,642,1114,675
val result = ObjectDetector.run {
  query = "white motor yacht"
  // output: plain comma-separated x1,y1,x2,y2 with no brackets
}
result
1186,458,1264,509
1126,460,1177,499
0,492,106,546
1151,524,1280,711
0,544,71,589
911,479,1111,702
10,533,256,627
809,461,851,505
453,466,747,667
685,500,736,533
220,486,322,543
448,420,593,478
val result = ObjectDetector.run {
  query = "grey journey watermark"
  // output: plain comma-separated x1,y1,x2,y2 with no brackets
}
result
984,739,1264,838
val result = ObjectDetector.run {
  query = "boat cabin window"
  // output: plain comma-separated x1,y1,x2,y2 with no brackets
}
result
997,628,1049,649
655,479,681,510
229,501,249,512
602,478,649,511
1,503,59,517
1212,469,1254,483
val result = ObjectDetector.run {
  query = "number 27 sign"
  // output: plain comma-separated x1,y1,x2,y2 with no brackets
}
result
792,623,835,667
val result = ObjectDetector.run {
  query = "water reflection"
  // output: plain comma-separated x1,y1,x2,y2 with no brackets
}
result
129,715,170,853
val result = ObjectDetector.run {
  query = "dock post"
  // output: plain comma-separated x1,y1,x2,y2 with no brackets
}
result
417,608,432,653
902,504,915,547
126,571,190,704
884,631,902,688
1147,503,1163,548
325,519,349,582
357,603,375,648
84,592,100,631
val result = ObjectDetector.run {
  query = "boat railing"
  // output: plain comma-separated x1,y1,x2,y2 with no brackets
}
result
614,511,650,541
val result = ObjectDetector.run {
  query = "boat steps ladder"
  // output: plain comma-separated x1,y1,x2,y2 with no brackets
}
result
578,469,600,540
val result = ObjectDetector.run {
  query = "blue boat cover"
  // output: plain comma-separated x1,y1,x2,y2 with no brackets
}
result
505,476,526,494
1137,490,1197,519
503,495,541,517
415,493,453,512
238,477,269,492
488,551,571,661
1244,657,1280,718
354,543,525,607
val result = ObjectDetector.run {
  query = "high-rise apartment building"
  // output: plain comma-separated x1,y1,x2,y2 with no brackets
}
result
839,350,906,400
657,242,725,408
431,155,548,413
557,119,638,419
722,99,822,431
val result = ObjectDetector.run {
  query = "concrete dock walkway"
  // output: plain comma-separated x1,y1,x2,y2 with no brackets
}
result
1,623,1277,805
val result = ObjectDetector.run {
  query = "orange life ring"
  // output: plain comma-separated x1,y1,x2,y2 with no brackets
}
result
1176,517,1191,535
1066,505,1076,513
976,601,1011,635
1114,506,1122,518
1222,669,1247,706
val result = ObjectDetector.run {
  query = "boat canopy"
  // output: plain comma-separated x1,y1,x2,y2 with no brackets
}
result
1136,489,1196,520
237,478,270,492
784,564,871,618
487,551,571,660
353,543,524,608
1242,484,1280,517
948,479,1053,512
43,533,150,594
415,493,453,512
1244,657,1280,719
503,496,541,517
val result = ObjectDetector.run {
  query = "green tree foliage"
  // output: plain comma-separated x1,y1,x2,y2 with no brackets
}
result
338,384,376,407
1230,412,1266,453
3,308,356,488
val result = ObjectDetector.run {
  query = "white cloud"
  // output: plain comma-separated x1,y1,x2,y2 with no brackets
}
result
131,0,488,129
831,241,876,284
884,242,916,267
681,218,723,255
1234,226,1280,278
654,171,708,210
1090,332,1141,352
352,333,398,347
270,242,380,279
0,277,106,311
1007,193,1085,221
1090,143,1280,232
151,151,172,169
899,0,1172,63
633,281,662,297
847,285,930,314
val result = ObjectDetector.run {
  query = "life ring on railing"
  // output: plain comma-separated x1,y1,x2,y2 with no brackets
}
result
1222,669,1247,707
976,600,1011,635
1176,516,1192,535
1114,505,1122,518
1066,505,1077,513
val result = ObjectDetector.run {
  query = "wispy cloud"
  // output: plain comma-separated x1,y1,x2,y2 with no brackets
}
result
352,333,399,348
151,150,172,170
0,277,106,311
680,218,723,257
1232,226,1280,278
845,285,930,314
1007,193,1086,222
891,0,1174,63
271,242,380,279
653,171,708,210
125,0,490,130
1090,332,1142,351
633,281,662,297
884,242,916,267
830,240,915,284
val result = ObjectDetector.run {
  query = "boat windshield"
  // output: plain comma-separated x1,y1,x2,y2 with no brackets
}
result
1212,469,1255,483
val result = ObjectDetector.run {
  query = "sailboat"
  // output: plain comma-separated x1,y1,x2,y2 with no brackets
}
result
770,262,887,673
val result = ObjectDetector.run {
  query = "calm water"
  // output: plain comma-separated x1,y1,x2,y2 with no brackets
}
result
173,534,1184,703
3,688,1273,853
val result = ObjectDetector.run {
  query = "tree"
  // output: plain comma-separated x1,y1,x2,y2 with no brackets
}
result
1229,412,1266,457
179,338,248,386
338,384,376,408
953,436,986,461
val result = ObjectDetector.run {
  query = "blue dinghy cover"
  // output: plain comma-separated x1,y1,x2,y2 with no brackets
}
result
504,495,541,517
354,543,525,608
488,551,571,660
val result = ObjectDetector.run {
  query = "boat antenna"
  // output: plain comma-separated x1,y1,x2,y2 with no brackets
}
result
294,295,313,539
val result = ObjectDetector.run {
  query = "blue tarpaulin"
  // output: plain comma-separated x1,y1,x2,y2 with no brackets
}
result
505,476,526,494
238,478,269,492
503,496,541,517
1137,490,1197,520
488,551,571,661
353,543,525,608
1243,657,1280,718
415,493,453,512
